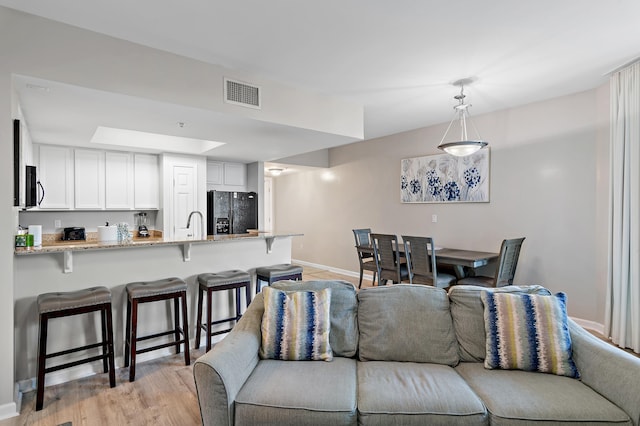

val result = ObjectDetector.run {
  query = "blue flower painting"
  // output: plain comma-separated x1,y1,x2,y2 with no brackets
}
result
400,149,489,203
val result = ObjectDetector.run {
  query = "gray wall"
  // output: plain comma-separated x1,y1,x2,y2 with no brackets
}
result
275,86,610,325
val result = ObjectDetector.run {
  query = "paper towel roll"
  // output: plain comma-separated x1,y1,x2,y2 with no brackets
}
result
98,225,118,242
28,225,42,247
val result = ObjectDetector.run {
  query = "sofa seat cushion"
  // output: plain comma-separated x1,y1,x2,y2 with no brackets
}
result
455,362,632,425
235,357,357,426
358,285,459,365
357,361,487,426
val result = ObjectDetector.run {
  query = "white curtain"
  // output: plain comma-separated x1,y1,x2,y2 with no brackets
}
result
606,61,640,353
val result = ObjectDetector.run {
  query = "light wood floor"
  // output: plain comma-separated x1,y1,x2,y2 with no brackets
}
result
1,266,369,426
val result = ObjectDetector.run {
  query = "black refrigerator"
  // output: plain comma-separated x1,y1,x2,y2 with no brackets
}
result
207,190,258,235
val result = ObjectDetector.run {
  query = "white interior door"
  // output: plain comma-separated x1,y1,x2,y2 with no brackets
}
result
173,165,196,240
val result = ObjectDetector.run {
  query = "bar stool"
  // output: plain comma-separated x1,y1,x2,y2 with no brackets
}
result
36,286,115,411
124,277,189,382
255,264,303,294
195,270,252,352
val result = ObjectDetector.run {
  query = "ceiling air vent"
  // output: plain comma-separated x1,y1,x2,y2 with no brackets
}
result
224,78,261,109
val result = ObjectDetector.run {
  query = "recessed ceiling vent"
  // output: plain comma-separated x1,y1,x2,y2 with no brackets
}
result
224,77,261,109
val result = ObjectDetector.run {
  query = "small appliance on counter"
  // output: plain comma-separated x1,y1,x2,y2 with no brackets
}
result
137,212,150,238
97,223,118,242
62,227,86,241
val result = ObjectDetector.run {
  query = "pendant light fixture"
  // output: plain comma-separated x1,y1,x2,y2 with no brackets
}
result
437,78,488,157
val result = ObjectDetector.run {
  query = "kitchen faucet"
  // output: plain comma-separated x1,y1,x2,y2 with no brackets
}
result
186,210,206,240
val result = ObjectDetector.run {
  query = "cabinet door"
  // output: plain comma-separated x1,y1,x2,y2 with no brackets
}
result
207,161,223,185
224,162,246,186
75,149,105,209
105,152,134,209
134,154,159,209
38,145,74,209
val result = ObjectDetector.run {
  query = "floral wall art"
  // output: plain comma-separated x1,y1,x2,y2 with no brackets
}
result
401,150,490,203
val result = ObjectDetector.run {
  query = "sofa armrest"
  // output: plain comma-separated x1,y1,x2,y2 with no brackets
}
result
569,319,640,426
193,293,264,426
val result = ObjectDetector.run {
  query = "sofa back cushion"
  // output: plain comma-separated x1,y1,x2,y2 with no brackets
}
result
448,285,552,362
357,284,459,365
271,280,358,357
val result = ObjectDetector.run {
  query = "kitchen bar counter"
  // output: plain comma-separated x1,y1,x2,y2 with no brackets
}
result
15,232,302,272
15,232,300,254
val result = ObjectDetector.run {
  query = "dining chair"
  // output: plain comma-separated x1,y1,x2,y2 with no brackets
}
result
402,235,457,289
352,228,377,288
457,237,526,287
370,233,409,285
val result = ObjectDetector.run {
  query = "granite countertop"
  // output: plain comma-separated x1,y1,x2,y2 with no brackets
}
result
15,231,302,255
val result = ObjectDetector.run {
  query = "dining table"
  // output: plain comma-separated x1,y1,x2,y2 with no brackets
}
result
356,244,499,280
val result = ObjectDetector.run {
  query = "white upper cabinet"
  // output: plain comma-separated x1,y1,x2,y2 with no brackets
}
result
34,145,159,211
206,161,224,185
105,152,134,209
224,162,246,186
37,145,74,209
134,153,159,209
74,149,105,209
207,160,247,191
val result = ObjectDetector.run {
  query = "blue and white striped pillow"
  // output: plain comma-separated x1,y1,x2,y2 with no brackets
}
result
260,287,333,361
481,291,579,378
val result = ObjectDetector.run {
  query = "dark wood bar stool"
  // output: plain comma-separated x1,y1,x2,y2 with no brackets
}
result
195,270,252,352
124,277,189,382
255,264,303,294
36,286,115,411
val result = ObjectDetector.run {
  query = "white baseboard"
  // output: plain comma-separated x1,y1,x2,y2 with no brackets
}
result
0,401,18,420
571,317,605,335
293,259,370,281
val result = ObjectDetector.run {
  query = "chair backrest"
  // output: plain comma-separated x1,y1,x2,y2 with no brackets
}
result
353,228,373,261
402,235,437,285
493,237,526,287
370,233,401,283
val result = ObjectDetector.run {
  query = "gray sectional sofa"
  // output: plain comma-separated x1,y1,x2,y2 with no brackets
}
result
193,280,640,425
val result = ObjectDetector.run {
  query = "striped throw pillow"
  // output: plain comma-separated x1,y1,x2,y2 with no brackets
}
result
481,291,579,378
260,287,333,361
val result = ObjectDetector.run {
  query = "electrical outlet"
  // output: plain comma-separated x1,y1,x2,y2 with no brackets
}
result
54,219,61,228
431,214,438,223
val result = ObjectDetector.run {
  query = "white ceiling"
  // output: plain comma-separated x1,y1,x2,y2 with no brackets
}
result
4,1,640,163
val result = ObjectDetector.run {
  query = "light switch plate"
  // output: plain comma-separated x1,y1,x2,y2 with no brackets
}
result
431,214,437,223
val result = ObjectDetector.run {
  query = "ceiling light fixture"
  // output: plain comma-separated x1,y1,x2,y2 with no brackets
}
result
268,168,284,176
437,78,488,157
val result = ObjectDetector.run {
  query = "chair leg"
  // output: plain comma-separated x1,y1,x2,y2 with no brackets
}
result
124,298,132,368
195,286,203,350
173,297,181,355
100,308,109,373
129,299,138,382
235,287,241,321
180,291,190,366
104,303,116,388
35,313,48,411
205,287,213,352
245,282,252,311
358,267,364,289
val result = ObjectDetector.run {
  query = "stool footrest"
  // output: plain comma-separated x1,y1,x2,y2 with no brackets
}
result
45,353,111,374
135,329,184,343
46,341,106,359
135,339,187,355
206,316,241,327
